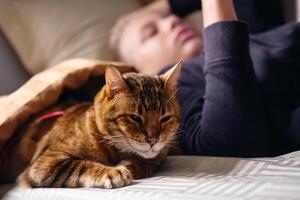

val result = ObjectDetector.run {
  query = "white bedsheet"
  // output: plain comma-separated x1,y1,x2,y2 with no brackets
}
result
1,151,300,200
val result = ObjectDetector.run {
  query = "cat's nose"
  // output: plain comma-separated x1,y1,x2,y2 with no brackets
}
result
146,137,159,147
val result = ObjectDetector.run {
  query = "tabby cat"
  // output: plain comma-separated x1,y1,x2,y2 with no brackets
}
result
18,61,182,189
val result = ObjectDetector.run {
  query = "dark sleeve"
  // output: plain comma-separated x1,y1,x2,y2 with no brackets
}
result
168,0,201,17
168,0,284,33
181,21,270,157
234,0,284,33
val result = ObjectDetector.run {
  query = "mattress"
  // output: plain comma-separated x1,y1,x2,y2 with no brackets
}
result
1,151,300,200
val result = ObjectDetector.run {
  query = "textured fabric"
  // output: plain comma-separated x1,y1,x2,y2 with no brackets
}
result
0,58,134,152
2,152,300,200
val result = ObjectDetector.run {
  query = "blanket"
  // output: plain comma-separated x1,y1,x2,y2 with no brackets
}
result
0,58,134,180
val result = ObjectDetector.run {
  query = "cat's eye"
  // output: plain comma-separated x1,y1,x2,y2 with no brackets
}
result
160,115,172,123
128,114,143,124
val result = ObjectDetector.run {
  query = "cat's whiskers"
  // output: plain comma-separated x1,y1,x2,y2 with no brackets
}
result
111,140,137,154
98,134,122,143
104,133,137,153
163,137,178,148
165,88,178,104
176,127,185,133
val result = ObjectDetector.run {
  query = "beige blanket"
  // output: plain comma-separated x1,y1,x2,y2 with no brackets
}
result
0,58,134,152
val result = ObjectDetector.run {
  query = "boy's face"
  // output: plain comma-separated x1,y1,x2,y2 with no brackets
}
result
119,9,202,74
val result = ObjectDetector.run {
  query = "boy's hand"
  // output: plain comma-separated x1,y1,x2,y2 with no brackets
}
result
201,0,237,28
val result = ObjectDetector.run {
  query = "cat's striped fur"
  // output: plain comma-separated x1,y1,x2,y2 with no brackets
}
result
18,62,182,188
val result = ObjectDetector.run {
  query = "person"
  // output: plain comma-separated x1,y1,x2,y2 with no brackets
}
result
110,0,300,157
110,0,284,75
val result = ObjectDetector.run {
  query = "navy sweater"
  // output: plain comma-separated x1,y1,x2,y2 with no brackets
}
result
169,0,284,33
162,1,300,157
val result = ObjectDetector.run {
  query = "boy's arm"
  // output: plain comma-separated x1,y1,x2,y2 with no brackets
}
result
178,0,270,156
146,0,284,33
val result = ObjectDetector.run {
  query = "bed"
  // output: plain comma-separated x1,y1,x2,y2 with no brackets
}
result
1,1,300,199
1,59,300,200
1,151,300,200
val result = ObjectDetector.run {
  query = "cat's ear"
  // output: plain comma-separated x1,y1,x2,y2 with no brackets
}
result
105,64,128,97
160,59,182,91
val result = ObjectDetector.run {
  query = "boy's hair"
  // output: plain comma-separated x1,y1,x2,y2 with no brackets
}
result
109,13,135,62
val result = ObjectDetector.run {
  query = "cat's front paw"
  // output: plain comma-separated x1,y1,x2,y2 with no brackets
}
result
101,166,133,189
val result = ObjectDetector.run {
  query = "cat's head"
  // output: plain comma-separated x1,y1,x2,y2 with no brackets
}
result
94,61,182,159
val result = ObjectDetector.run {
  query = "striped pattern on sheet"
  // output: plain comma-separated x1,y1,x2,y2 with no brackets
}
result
1,151,300,200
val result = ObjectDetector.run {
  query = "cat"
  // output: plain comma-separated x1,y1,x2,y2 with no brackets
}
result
18,61,182,189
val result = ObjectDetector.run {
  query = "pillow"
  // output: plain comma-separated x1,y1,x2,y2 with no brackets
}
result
0,0,141,74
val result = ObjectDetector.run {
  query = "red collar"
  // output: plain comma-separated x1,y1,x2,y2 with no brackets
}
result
36,111,64,123
0,111,65,174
